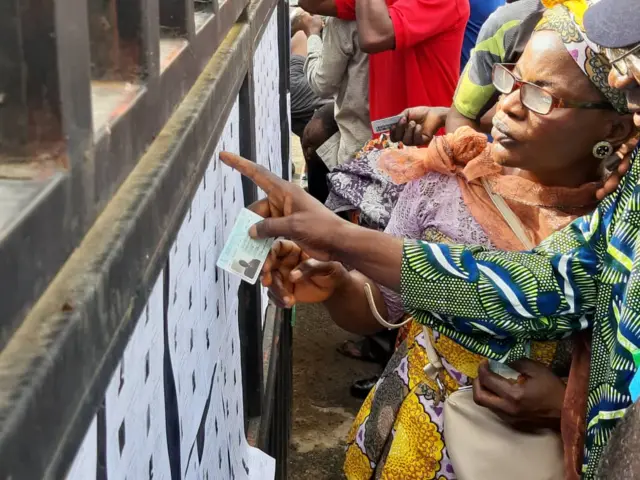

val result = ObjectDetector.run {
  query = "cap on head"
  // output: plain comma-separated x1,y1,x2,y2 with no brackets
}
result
584,0,640,48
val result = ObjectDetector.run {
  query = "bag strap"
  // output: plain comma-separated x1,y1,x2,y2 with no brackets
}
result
364,283,412,329
422,326,443,375
421,326,448,403
481,178,535,250
424,182,532,390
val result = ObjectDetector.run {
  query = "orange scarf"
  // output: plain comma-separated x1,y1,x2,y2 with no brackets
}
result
378,127,600,250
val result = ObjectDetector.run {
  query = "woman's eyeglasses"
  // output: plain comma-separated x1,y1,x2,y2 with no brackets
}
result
491,63,614,115
604,43,640,77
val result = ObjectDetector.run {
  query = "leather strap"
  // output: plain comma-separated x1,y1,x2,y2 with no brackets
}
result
364,283,412,329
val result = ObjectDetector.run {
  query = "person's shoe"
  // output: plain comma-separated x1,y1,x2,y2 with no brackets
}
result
350,376,379,399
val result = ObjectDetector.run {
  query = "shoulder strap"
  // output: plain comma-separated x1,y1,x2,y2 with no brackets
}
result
481,178,535,250
364,283,412,329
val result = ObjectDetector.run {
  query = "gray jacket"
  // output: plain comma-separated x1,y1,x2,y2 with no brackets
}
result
305,18,370,167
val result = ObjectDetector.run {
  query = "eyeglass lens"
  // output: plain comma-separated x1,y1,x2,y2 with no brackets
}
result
492,65,553,114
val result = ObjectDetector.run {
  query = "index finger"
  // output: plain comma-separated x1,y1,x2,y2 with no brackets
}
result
247,198,272,218
220,152,284,195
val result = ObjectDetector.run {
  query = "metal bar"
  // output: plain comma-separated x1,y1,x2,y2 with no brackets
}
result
0,0,251,342
0,24,251,479
247,0,278,45
160,0,196,40
277,0,291,180
0,0,284,475
238,67,264,421
259,307,282,449
87,0,159,81
117,0,161,80
0,0,92,162
0,0,93,347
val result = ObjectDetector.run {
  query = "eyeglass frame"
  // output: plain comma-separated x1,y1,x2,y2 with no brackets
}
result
604,43,640,77
491,63,615,115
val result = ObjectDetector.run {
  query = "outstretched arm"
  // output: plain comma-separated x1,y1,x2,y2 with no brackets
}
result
219,152,604,343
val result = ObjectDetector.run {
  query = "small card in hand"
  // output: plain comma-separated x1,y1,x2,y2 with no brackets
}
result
371,114,404,135
216,208,275,285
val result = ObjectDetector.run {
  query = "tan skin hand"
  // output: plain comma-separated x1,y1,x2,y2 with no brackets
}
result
390,107,450,146
301,13,324,37
219,151,404,292
473,359,566,431
261,240,348,307
219,152,348,261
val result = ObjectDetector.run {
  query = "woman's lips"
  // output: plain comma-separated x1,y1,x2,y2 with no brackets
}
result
491,117,518,146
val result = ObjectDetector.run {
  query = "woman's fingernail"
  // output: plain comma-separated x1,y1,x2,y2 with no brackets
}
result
290,270,302,281
249,225,258,238
283,296,292,305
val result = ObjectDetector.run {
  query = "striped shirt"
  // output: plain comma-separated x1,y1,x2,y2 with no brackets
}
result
453,0,545,120
400,146,640,477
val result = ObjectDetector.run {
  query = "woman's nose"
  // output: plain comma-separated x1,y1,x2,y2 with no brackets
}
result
499,90,526,119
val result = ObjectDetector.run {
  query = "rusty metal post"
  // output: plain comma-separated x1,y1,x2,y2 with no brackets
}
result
88,0,160,81
117,0,161,80
0,0,93,165
160,0,196,41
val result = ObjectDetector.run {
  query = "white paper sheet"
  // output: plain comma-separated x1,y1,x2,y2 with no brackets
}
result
167,95,276,479
254,13,282,185
104,273,171,480
184,298,276,480
65,417,97,480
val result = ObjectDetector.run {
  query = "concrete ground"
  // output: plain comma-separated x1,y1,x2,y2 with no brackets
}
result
287,304,379,480
287,137,379,479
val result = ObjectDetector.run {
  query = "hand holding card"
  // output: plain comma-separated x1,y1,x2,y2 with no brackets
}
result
371,115,404,135
217,208,275,285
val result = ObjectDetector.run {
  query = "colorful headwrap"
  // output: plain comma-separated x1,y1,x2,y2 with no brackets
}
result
536,0,630,113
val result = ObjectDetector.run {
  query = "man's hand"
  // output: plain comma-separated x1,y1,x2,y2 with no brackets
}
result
472,359,566,431
390,107,450,146
219,152,348,260
301,13,324,37
262,240,349,308
596,135,639,200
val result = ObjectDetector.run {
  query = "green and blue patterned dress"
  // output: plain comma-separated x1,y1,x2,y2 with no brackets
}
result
400,146,640,478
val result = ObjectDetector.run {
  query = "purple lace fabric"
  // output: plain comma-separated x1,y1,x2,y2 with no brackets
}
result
325,148,405,230
380,172,494,322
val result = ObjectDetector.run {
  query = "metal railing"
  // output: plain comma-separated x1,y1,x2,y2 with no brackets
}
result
0,0,291,477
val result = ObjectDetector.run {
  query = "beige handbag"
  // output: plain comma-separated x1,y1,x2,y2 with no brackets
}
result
431,179,563,480
421,326,564,480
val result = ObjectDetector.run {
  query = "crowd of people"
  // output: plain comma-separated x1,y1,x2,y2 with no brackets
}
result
234,0,640,478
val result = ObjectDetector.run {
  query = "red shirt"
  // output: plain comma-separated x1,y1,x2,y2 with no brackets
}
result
335,0,470,122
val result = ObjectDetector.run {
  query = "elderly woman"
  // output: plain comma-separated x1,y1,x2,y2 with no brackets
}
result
222,3,636,479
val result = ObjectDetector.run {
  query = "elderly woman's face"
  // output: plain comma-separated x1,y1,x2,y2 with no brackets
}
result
491,31,615,175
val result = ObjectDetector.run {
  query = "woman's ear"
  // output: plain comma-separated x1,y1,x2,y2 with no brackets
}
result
604,114,637,148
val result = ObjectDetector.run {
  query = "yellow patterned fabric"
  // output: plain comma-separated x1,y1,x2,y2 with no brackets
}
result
344,320,561,480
